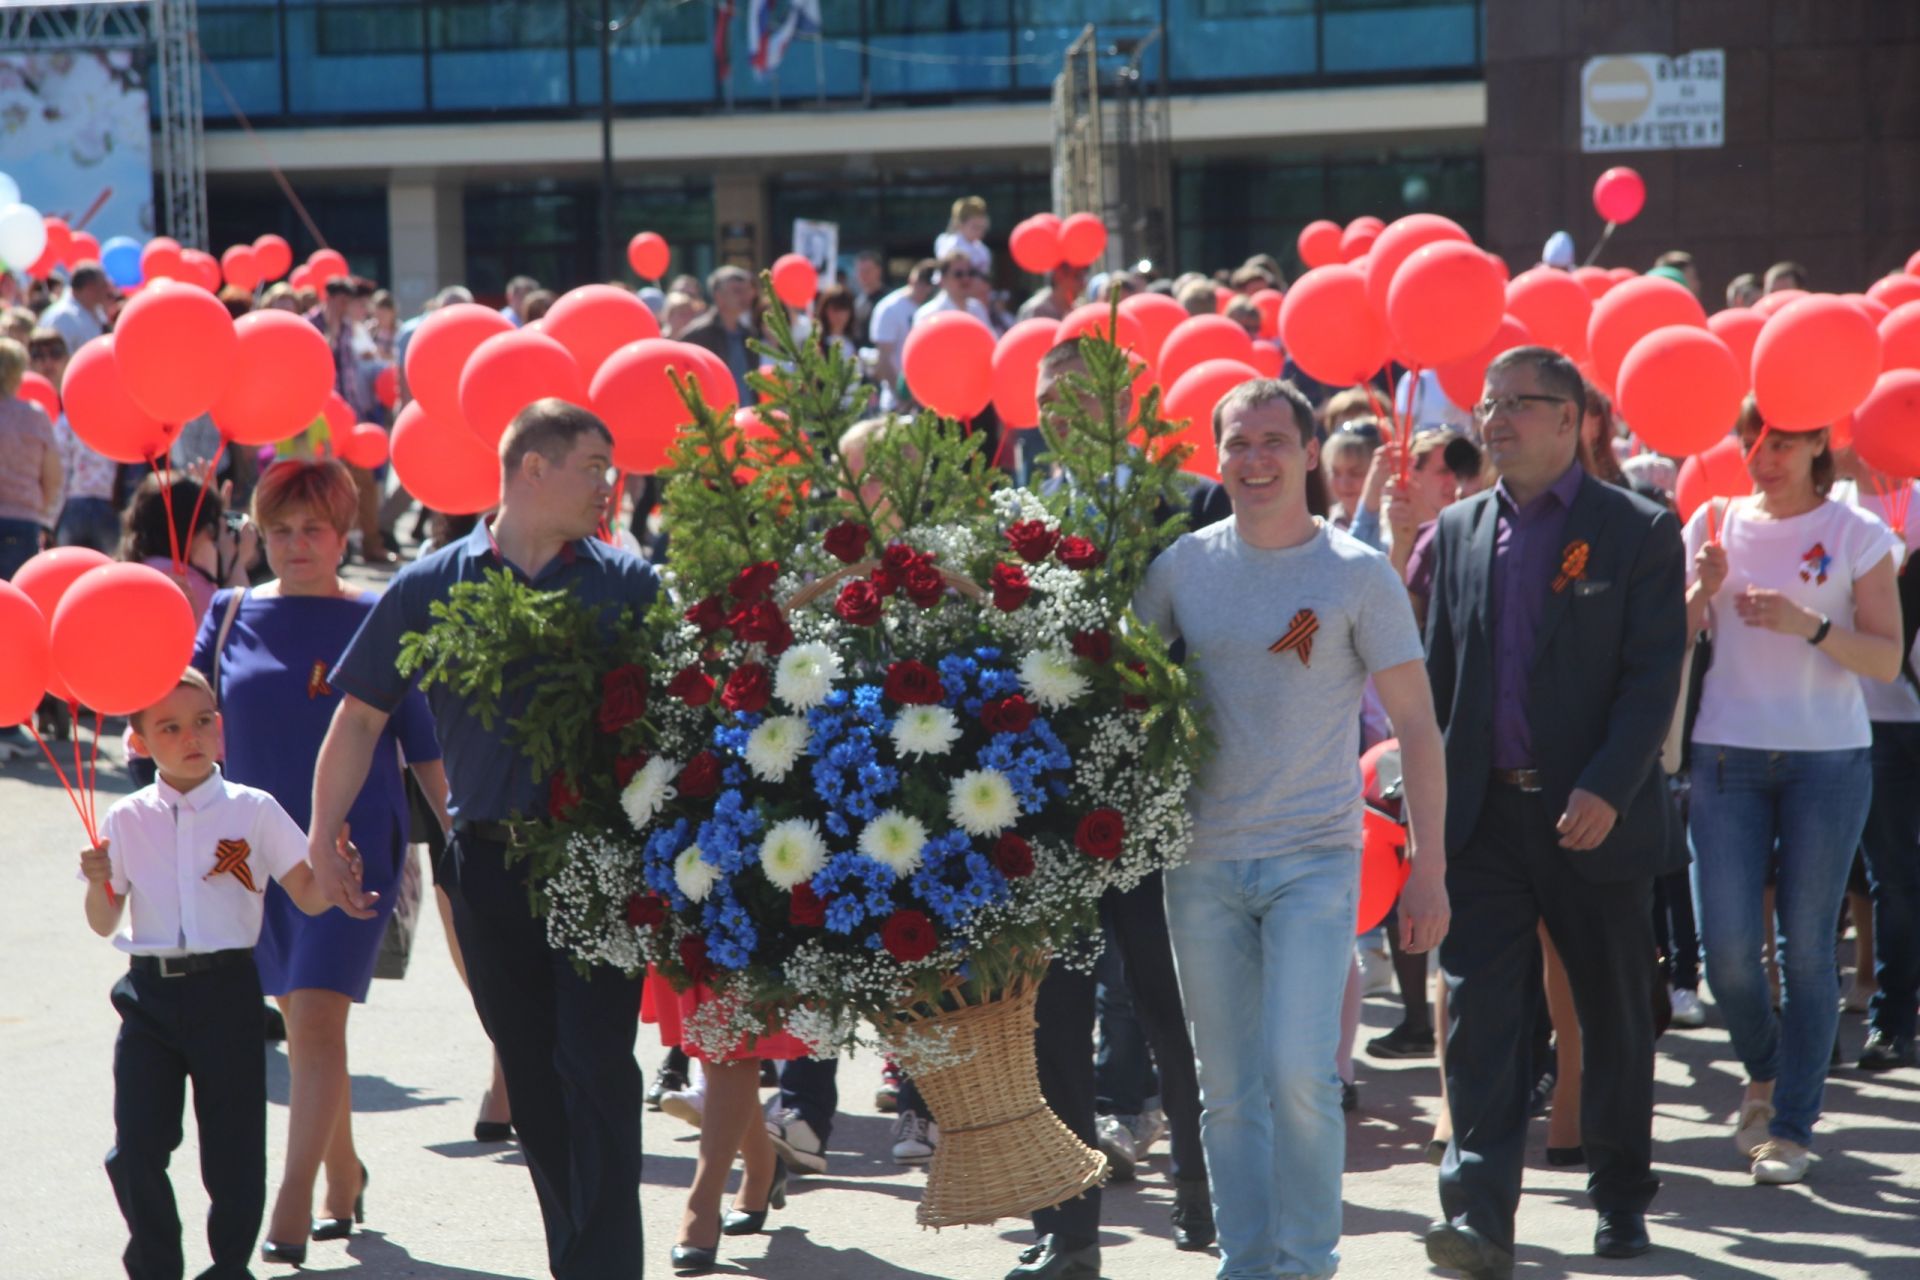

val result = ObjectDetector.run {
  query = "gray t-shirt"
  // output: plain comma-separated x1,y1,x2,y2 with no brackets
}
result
1133,518,1425,861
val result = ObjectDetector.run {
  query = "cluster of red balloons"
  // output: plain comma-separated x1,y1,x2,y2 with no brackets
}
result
1008,212,1108,275
2,549,196,724
22,216,103,280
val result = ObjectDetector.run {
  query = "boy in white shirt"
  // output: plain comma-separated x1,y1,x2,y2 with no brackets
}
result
79,669,355,1279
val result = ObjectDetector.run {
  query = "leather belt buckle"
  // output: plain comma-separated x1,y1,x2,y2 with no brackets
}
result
1491,768,1543,793
158,955,192,979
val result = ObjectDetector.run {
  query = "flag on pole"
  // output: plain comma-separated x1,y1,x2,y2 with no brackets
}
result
748,0,821,77
714,0,736,82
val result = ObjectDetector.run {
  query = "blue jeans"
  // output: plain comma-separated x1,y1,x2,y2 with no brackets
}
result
1166,848,1357,1280
0,516,40,579
1862,722,1920,1042
1690,744,1872,1148
56,495,120,554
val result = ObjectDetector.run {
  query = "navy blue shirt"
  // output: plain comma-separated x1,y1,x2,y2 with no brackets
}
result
330,521,659,821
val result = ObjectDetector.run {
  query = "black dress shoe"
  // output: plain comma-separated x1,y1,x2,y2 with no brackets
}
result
1595,1209,1650,1258
312,1161,369,1240
721,1158,787,1235
1857,1031,1917,1071
670,1242,718,1275
1004,1235,1100,1280
263,1005,287,1043
1171,1178,1215,1251
647,1063,687,1111
1425,1221,1515,1280
1546,1145,1586,1167
1367,1024,1435,1058
260,1240,307,1267
1528,1069,1556,1118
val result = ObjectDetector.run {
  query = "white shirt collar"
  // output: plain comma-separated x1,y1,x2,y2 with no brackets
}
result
155,766,226,812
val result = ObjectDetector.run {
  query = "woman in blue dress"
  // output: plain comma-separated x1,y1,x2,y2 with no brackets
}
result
192,460,448,1265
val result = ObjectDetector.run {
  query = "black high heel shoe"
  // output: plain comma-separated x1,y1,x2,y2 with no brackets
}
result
1546,1145,1586,1168
311,1162,368,1241
669,1240,720,1275
721,1158,788,1235
259,1240,306,1267
474,1088,515,1143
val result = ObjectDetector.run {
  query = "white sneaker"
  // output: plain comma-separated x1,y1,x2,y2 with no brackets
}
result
1669,987,1707,1028
1359,946,1395,998
1095,1113,1138,1182
659,1058,705,1129
1734,1098,1774,1160
1751,1138,1811,1184
1127,1107,1167,1159
764,1106,828,1174
891,1110,938,1165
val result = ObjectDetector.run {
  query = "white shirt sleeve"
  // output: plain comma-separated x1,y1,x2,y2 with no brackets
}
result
250,794,311,884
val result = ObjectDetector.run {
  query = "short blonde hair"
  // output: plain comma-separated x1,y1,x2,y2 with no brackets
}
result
252,459,359,534
950,195,988,226
1320,386,1377,431
0,336,26,397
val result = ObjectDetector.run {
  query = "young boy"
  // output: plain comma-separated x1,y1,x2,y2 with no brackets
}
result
79,669,360,1280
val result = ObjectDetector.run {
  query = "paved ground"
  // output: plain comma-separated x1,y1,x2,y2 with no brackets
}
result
3,743,1916,1280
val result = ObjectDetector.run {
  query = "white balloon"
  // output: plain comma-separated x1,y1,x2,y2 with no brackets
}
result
0,173,18,208
0,203,46,270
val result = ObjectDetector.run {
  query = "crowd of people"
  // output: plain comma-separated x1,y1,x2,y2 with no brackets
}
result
5,194,1915,1280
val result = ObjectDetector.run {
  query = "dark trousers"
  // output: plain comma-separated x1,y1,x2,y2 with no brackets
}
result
1863,721,1920,1042
447,833,644,1279
107,958,266,1280
1652,871,1701,991
1438,787,1660,1256
1033,874,1208,1248
1094,934,1157,1115
777,1056,839,1144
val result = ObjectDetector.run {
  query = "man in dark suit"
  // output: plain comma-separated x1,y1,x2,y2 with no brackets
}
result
677,264,760,406
1421,346,1687,1279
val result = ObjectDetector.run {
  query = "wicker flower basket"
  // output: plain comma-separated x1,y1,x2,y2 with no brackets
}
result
874,967,1108,1228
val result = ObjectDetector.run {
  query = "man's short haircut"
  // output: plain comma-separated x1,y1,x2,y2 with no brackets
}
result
434,285,475,307
1224,296,1261,328
1039,338,1089,380
1211,378,1315,446
1725,273,1760,307
1176,279,1217,316
1229,265,1275,291
252,458,359,535
130,667,215,735
1485,345,1586,420
706,264,752,296
324,276,354,298
938,250,976,279
908,257,940,285
505,275,540,297
1320,385,1377,430
857,249,882,265
1654,250,1695,273
68,263,107,292
1764,260,1808,291
28,326,69,359
1243,254,1286,287
500,399,614,480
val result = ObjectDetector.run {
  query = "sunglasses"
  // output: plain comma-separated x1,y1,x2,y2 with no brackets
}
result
945,269,976,281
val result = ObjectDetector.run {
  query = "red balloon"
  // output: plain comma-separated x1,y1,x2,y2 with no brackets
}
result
1298,219,1343,269
1851,370,1920,479
289,264,315,292
1706,308,1766,387
1593,167,1647,224
1162,358,1261,480
389,400,500,516
589,338,741,474
1616,327,1747,457
1279,264,1391,387
458,330,588,447
1251,288,1284,340
1505,266,1593,361
406,303,515,426
771,253,818,309
1909,250,1920,278
1608,267,1639,283
180,249,222,293
338,422,390,470
252,234,293,281
1213,285,1235,315
1358,739,1412,935
210,310,337,446
10,546,110,705
374,364,399,409
18,370,59,423
1058,213,1108,268
1751,295,1882,431
1844,293,1890,326
1340,216,1383,263
990,318,1060,430
0,580,49,727
1248,342,1284,378
1118,291,1188,367
308,248,350,284
627,231,670,280
1008,217,1063,275
1573,266,1615,300
1751,288,1806,319
1435,314,1532,411
541,284,662,381
114,283,238,422
62,337,176,463
1674,435,1749,521
1866,274,1920,311
1364,213,1471,319
67,230,101,268
319,393,354,445
1880,301,1920,372
140,237,183,282
1158,314,1256,389
1386,240,1505,367
1057,303,1141,353
40,216,72,264
51,563,197,717
221,245,260,292
902,311,996,421
1586,276,1707,391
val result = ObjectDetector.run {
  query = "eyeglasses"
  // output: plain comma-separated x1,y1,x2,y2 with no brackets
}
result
1472,393,1567,423
945,269,976,281
28,344,65,360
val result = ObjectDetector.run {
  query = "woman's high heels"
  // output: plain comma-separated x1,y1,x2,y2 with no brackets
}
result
311,1161,369,1241
669,1240,720,1275
259,1240,306,1267
474,1088,515,1143
721,1158,788,1235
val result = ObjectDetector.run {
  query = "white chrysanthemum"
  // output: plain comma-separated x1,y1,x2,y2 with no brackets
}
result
859,809,929,876
674,844,719,903
744,715,809,781
759,818,830,891
1019,647,1090,710
891,705,961,759
620,756,679,829
948,769,1021,837
774,641,842,710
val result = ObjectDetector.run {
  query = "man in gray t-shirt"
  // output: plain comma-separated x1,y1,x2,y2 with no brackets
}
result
1133,379,1450,1279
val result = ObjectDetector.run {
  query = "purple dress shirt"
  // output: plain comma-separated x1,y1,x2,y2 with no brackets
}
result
1490,462,1586,769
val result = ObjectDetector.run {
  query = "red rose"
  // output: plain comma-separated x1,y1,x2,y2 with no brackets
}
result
626,893,667,929
728,601,794,654
982,694,1036,736
1056,536,1105,571
823,520,870,564
1006,520,1061,564
666,665,716,707
720,663,772,714
1075,809,1126,860
596,663,649,734
903,561,947,608
870,566,898,597
880,909,938,963
548,775,581,820
992,833,1035,879
881,542,922,575
685,595,728,634
1122,661,1151,712
789,882,827,928
883,660,945,706
835,579,884,626
679,934,716,984
1070,629,1114,664
677,751,722,799
614,752,652,788
990,562,1032,611
729,560,781,602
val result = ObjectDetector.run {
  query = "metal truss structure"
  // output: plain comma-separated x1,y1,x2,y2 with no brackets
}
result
1051,25,1173,274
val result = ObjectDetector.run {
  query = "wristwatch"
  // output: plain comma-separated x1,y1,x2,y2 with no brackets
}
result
1807,612,1832,646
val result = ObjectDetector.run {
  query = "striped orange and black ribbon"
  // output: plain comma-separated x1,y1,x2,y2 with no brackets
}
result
205,839,258,893
1270,608,1319,667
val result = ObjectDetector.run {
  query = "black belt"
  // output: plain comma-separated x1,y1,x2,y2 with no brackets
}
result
1490,768,1543,793
130,949,254,979
454,819,517,844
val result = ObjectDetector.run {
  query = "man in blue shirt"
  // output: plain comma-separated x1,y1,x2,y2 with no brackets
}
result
310,399,658,1279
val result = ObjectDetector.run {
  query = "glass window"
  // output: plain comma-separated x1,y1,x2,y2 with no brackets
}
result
315,4,422,56
205,183,392,286
464,179,714,298
432,0,573,51
198,7,279,60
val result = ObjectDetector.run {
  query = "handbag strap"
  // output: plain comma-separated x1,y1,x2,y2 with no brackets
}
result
210,587,246,701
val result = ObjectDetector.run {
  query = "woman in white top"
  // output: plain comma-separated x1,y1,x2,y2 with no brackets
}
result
1683,396,1904,1185
932,194,991,277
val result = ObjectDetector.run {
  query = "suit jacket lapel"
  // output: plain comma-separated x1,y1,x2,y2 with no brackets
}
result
1531,476,1610,666
1469,496,1498,638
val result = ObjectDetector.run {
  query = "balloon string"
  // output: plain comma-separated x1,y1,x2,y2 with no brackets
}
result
88,708,103,837
1581,221,1617,269
29,721,113,906
182,437,228,545
154,451,182,575
1744,423,1772,468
